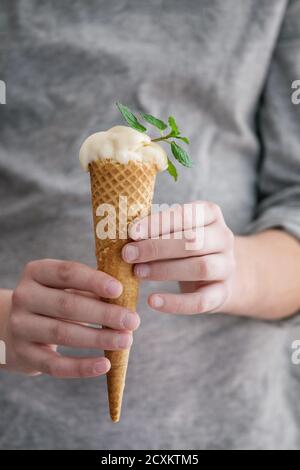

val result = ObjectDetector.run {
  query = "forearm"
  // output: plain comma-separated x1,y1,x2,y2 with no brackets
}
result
224,230,300,319
0,289,12,339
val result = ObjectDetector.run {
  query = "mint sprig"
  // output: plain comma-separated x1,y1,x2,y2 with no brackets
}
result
116,102,192,181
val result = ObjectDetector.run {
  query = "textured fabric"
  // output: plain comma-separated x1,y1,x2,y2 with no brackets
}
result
0,0,300,450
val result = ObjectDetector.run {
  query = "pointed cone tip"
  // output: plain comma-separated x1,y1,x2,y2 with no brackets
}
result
111,415,120,423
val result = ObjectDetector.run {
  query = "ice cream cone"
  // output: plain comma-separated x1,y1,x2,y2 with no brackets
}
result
89,159,157,422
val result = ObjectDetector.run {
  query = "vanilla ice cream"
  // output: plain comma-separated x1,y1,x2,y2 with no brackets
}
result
79,125,168,172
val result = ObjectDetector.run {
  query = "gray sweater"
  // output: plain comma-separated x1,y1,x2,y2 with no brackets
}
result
0,0,300,450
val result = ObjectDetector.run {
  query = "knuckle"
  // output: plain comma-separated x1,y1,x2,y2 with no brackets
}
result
162,204,183,228
77,362,88,378
87,271,99,293
104,331,129,350
56,261,75,283
52,321,69,346
42,357,53,376
23,260,37,277
100,304,124,329
101,308,114,328
172,204,184,230
214,204,222,218
192,200,204,224
57,293,73,318
146,239,159,260
98,331,111,349
207,201,221,216
11,286,27,308
115,310,127,330
46,359,60,377
156,262,169,279
203,257,222,280
110,332,122,349
199,257,211,280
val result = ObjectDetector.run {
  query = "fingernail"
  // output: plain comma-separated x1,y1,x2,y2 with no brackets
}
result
135,264,150,278
116,333,132,349
123,312,139,330
93,360,107,374
151,295,164,308
106,279,122,297
123,244,139,262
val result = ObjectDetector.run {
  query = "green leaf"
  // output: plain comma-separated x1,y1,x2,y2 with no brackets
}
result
171,141,193,168
140,112,167,131
174,136,190,145
116,102,147,133
167,158,178,181
168,115,180,135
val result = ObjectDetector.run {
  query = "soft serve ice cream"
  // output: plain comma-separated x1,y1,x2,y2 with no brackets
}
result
79,125,168,172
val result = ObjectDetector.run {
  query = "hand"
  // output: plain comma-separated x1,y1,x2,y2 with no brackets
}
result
122,201,235,315
3,260,140,377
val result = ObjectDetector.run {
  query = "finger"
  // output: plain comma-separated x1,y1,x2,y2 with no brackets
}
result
123,224,229,263
148,282,228,315
134,254,231,282
129,200,222,240
12,312,133,350
2,338,42,376
20,284,140,331
25,259,123,299
65,289,98,298
20,344,111,378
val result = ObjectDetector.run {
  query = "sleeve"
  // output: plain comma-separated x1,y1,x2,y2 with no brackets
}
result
246,0,300,241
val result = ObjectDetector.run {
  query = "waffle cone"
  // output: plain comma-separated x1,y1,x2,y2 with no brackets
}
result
89,159,157,422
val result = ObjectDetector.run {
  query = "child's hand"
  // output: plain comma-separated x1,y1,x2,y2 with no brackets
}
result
122,201,235,315
4,260,139,377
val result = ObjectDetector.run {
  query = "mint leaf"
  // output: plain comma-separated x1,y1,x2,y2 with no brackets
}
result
167,158,178,181
168,116,180,135
171,141,193,168
116,102,147,133
174,136,190,145
140,112,167,131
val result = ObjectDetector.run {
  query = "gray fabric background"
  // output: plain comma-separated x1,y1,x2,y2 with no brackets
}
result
0,0,300,450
